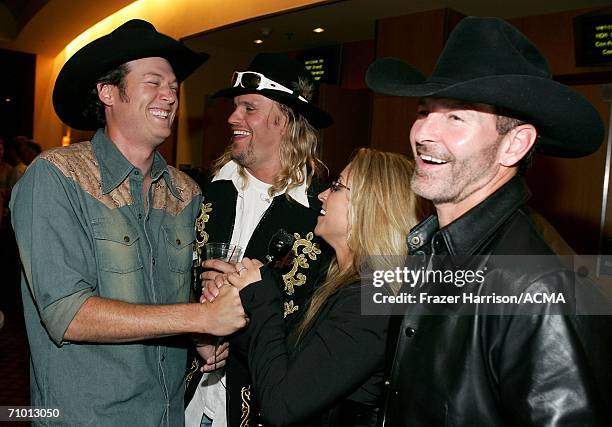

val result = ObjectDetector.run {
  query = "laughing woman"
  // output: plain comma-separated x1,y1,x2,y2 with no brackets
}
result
206,148,421,426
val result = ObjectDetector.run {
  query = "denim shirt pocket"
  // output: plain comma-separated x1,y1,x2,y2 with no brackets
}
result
163,225,196,274
91,219,143,273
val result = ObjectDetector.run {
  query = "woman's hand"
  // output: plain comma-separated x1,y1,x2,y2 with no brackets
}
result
227,258,264,291
200,259,236,302
200,273,227,303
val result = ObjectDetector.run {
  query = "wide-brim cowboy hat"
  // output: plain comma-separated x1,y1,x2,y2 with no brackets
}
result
366,16,604,158
53,19,209,131
213,53,333,129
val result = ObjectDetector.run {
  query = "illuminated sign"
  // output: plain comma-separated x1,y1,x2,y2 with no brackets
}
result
297,45,342,84
304,58,326,81
574,10,612,66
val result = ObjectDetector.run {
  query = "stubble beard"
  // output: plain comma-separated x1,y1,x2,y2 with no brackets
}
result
411,149,498,206
232,138,256,168
411,168,457,205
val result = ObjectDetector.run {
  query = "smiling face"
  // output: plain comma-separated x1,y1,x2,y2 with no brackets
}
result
102,57,178,149
410,97,504,210
315,165,351,250
227,93,286,173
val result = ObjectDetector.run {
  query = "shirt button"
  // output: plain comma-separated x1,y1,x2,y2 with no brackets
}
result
433,236,444,252
176,239,181,245
134,170,140,175
138,213,142,219
123,235,130,243
152,258,156,265
384,380,390,386
405,327,416,338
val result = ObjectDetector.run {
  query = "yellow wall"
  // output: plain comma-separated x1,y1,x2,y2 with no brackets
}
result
34,0,328,161
34,53,66,153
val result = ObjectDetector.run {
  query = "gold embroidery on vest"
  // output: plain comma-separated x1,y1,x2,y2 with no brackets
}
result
284,300,299,318
195,202,212,258
282,232,321,296
185,357,199,389
240,385,252,427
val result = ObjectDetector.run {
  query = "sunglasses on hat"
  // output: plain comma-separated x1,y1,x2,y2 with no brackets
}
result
231,71,308,103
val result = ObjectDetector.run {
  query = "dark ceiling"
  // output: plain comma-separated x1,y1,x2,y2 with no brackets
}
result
0,0,49,32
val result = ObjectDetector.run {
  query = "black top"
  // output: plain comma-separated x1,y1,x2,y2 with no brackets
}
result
239,273,389,427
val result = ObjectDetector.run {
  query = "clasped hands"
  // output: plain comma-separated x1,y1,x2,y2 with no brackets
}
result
194,257,263,372
200,257,264,303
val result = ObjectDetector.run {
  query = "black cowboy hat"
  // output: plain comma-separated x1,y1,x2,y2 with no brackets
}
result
213,53,333,129
53,19,209,131
366,16,604,158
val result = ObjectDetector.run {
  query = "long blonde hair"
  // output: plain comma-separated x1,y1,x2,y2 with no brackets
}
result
211,78,325,196
294,148,423,341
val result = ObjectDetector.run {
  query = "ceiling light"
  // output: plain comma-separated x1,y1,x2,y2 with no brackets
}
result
254,39,264,44
313,27,325,33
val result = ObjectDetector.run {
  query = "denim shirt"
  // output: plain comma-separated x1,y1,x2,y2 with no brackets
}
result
10,129,202,426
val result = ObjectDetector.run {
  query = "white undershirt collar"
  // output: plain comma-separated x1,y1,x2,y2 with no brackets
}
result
213,160,310,208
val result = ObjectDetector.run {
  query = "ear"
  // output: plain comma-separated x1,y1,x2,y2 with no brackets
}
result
276,112,289,134
498,124,537,168
279,119,288,136
269,103,288,132
97,83,114,107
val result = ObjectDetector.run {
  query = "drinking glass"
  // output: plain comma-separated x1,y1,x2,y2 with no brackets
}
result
204,242,243,264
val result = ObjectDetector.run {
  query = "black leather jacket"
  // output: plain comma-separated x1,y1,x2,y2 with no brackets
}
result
382,177,611,426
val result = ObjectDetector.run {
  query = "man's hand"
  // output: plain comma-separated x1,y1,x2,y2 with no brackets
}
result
197,284,247,336
193,334,230,372
63,293,247,343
